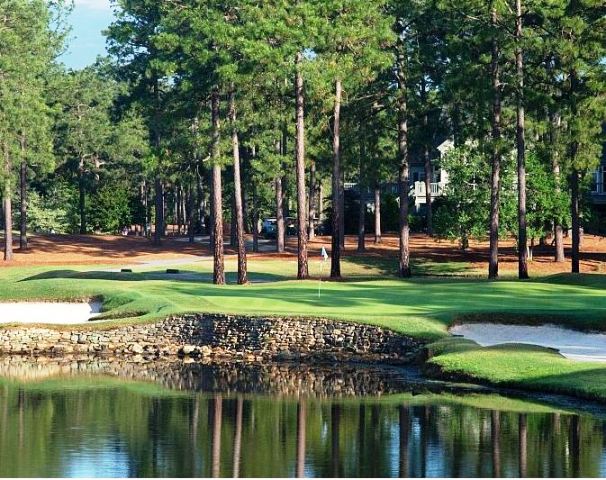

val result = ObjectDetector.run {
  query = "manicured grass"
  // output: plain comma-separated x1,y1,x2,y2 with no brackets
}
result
3,261,606,401
427,338,606,403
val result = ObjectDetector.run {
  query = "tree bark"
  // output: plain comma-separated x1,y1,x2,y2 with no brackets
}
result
423,145,432,235
79,161,86,235
275,173,285,253
374,186,381,244
188,182,195,243
274,140,286,253
252,182,259,253
211,88,225,285
330,78,343,278
176,186,182,235
230,196,237,247
357,145,366,252
229,88,248,285
152,77,163,246
488,7,502,280
19,154,27,250
570,168,580,273
308,162,316,241
295,52,309,279
3,183,12,262
153,178,164,244
423,139,433,236
516,0,529,279
340,170,345,249
397,46,411,277
551,112,565,262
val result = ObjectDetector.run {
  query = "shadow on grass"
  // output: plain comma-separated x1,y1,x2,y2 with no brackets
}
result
522,368,606,402
19,269,287,284
344,254,473,278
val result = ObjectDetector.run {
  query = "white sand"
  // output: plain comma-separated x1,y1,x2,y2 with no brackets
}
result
0,302,102,325
451,323,606,362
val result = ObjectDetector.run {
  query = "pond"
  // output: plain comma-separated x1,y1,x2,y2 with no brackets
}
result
0,357,605,478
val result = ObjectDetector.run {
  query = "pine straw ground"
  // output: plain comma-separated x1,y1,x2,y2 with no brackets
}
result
1,231,605,276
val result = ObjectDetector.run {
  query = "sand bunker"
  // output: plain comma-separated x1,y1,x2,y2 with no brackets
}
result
451,323,606,362
0,302,102,325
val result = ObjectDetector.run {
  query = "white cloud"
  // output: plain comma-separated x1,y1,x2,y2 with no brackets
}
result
74,0,112,11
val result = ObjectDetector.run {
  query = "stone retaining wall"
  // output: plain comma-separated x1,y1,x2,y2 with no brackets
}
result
0,314,424,364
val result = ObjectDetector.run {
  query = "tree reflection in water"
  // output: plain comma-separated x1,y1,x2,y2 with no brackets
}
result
0,360,604,477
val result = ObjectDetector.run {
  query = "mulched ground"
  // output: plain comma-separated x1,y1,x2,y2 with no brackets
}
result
1,231,604,275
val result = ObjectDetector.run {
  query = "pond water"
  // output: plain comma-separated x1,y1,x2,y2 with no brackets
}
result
0,357,606,478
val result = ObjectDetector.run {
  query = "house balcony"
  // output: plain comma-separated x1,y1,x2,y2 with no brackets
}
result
413,181,446,202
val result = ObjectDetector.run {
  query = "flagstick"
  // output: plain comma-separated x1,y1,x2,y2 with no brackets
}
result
318,261,324,299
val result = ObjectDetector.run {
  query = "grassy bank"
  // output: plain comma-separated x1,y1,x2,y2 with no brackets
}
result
427,338,606,403
2,261,606,401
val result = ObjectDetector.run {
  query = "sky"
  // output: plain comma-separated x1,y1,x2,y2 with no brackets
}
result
60,0,116,70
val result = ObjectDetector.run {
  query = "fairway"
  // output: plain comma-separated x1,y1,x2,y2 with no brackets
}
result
3,263,606,338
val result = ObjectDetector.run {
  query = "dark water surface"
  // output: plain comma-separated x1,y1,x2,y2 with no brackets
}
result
0,357,605,478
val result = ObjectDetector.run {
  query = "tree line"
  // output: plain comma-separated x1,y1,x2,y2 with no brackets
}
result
0,0,604,283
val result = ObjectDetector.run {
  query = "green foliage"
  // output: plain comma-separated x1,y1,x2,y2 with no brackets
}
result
26,183,79,234
434,146,496,249
88,182,132,234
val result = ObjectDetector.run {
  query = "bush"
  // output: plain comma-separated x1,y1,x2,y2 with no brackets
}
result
27,183,80,234
88,182,132,233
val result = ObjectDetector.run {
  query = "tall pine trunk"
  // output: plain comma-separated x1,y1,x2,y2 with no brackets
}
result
423,144,432,235
420,78,432,236
374,186,381,244
19,154,27,250
569,69,581,274
308,162,316,241
357,143,366,252
275,173,285,253
188,181,195,243
397,48,411,278
152,78,163,246
274,140,286,253
551,113,565,262
570,168,580,273
3,145,12,261
516,0,529,279
78,161,86,235
3,189,12,262
488,7,502,280
252,182,259,253
230,196,237,247
340,170,345,249
229,88,247,285
295,52,309,279
330,78,343,278
211,89,225,285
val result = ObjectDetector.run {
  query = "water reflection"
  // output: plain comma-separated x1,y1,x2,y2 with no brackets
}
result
0,358,604,477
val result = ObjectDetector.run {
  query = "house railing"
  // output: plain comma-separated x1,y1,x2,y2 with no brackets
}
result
414,181,445,197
